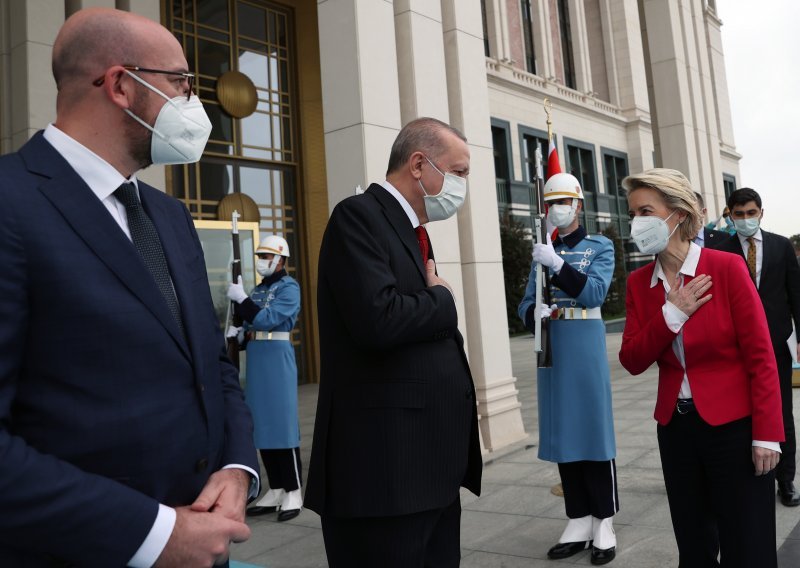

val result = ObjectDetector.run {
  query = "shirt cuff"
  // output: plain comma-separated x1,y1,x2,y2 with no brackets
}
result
127,504,176,568
223,463,261,501
662,301,689,333
752,440,782,453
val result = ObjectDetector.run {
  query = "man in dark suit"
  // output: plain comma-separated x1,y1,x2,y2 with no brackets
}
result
0,8,258,566
693,191,725,248
306,117,482,567
713,187,800,507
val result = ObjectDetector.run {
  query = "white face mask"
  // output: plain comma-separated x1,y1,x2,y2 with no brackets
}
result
733,217,760,237
418,156,467,222
124,71,212,165
630,210,680,255
256,257,280,277
547,201,578,229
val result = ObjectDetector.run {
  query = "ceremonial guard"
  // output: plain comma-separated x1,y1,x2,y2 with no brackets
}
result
227,235,303,521
519,173,618,565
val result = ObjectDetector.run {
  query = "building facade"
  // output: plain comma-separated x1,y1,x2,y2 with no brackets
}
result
0,0,740,454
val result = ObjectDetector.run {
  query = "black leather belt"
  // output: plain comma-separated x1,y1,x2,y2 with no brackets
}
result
676,398,695,415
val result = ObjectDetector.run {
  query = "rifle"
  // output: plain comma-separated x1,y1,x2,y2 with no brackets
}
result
533,144,553,368
226,210,243,369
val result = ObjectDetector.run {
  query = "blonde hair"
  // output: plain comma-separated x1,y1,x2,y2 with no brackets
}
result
621,168,701,242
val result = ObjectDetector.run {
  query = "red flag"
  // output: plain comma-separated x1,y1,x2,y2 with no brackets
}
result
545,138,562,240
547,138,561,179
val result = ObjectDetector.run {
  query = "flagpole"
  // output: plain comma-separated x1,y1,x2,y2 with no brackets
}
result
544,98,553,141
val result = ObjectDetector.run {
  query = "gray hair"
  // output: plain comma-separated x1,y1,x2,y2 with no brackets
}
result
622,168,701,242
386,117,466,175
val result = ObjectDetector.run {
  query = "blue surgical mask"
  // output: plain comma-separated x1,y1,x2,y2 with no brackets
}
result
733,217,760,238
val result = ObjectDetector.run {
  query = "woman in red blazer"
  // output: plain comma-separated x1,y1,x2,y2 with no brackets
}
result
618,169,783,567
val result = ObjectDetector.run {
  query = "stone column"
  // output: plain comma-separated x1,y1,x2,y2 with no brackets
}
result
6,0,61,150
441,0,527,452
611,0,654,173
567,0,592,94
318,0,402,209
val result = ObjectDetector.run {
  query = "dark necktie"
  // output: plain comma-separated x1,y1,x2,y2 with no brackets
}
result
746,236,757,285
415,225,430,263
115,183,185,334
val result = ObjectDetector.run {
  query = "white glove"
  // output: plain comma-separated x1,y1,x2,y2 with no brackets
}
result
226,275,248,304
532,232,565,273
225,325,242,339
535,303,558,320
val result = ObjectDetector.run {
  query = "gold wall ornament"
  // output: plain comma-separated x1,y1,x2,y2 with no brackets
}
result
217,192,261,223
216,71,258,118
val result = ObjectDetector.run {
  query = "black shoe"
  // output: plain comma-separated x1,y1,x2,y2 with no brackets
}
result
246,505,278,517
591,546,616,565
277,508,301,522
547,540,592,559
777,481,800,507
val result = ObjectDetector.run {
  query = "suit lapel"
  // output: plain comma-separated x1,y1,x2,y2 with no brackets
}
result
366,184,427,280
21,134,191,361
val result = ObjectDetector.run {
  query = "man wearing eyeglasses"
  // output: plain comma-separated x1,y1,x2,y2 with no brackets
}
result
0,7,258,567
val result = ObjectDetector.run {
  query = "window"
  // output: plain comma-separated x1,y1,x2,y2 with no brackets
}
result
520,0,536,74
557,0,576,89
491,120,513,206
723,173,736,200
566,141,597,194
565,139,597,231
519,127,550,183
601,148,630,237
603,152,628,197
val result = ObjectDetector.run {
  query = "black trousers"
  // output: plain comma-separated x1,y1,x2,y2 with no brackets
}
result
774,341,796,484
558,459,619,519
321,496,461,568
259,447,302,492
657,412,777,568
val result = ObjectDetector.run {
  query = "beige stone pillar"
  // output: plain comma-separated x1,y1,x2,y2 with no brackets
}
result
567,0,592,94
318,0,402,209
441,0,527,452
7,0,61,150
610,0,654,173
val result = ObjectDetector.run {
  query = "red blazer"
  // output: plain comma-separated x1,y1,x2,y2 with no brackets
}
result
619,248,783,441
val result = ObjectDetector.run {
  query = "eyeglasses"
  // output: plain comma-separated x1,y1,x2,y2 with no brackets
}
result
92,65,196,100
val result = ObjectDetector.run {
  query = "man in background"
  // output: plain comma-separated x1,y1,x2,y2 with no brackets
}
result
715,188,800,507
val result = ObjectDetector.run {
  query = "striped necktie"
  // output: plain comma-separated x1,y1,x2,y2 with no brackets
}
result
746,236,757,285
115,183,185,334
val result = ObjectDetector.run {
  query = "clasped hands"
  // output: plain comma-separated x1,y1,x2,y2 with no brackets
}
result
155,469,252,567
532,233,564,273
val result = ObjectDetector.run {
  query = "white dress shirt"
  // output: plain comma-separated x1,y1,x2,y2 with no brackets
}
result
380,179,421,228
650,243,779,452
43,124,259,567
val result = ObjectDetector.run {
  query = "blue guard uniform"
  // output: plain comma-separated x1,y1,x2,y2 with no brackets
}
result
242,271,301,450
518,170,619,564
519,227,616,463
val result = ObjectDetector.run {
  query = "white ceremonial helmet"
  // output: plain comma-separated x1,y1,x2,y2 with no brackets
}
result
543,173,583,202
256,235,290,257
